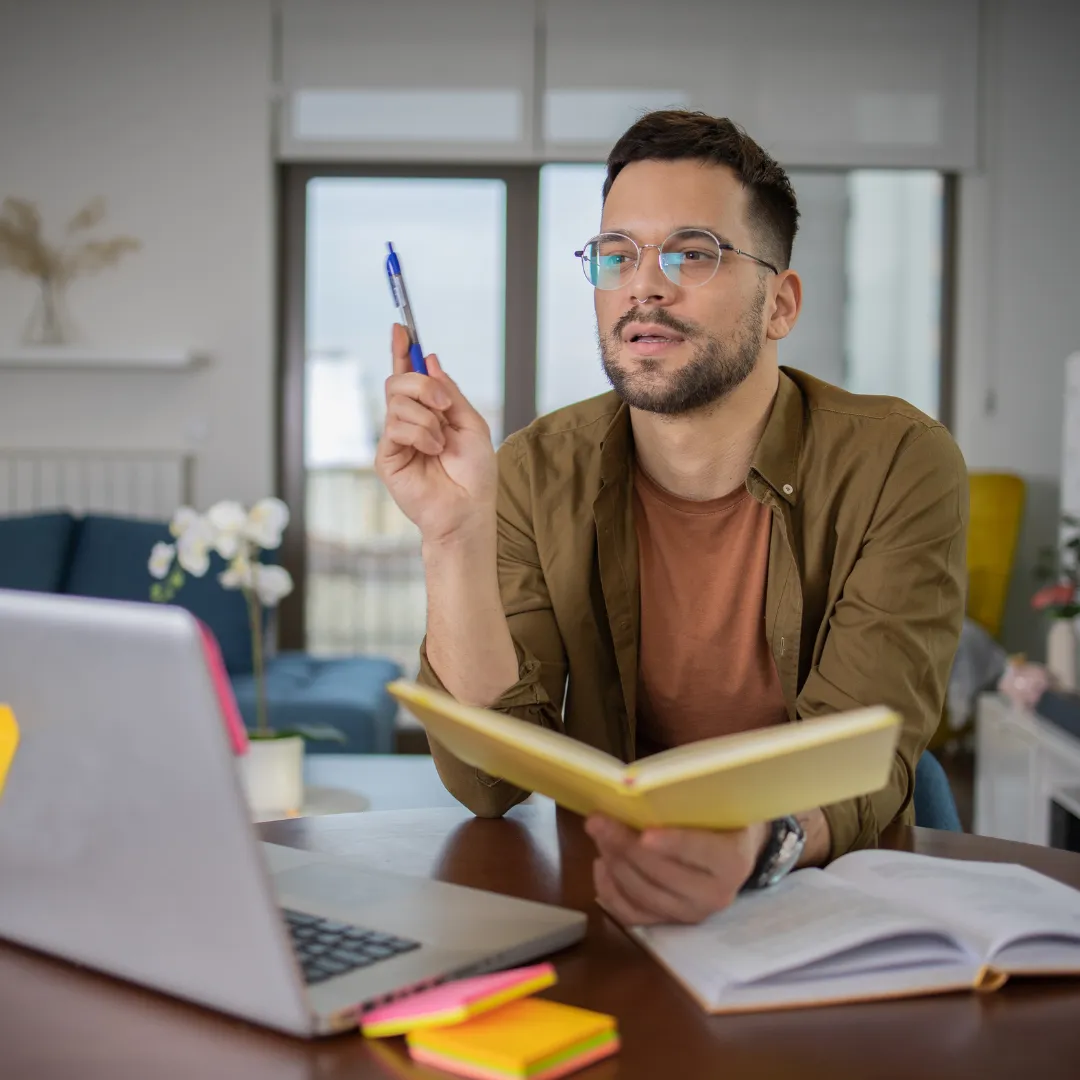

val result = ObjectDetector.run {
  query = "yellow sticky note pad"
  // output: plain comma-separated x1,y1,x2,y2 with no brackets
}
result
0,704,19,797
406,998,619,1080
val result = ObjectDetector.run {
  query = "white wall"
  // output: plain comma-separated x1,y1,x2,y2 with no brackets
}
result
954,0,1080,657
0,0,274,508
1,0,1077,656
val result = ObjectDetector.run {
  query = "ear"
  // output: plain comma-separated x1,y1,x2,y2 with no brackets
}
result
765,268,802,341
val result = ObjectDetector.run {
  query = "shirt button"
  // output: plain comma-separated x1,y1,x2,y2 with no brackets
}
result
782,484,794,495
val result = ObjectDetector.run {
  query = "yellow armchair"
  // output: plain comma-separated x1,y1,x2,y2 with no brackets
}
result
929,472,1024,750
966,472,1026,640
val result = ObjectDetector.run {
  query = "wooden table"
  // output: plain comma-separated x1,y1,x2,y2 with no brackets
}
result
303,753,468,812
3,783,1080,1078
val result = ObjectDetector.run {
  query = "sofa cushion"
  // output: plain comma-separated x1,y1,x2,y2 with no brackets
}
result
63,514,256,674
230,652,402,754
0,512,76,593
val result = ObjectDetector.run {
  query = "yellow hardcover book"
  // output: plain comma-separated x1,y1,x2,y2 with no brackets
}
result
387,681,900,830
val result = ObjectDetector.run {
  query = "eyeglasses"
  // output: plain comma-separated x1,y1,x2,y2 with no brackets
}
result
574,228,778,290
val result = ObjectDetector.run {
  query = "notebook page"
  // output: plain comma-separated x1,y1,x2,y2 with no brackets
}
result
826,850,1080,963
631,867,967,996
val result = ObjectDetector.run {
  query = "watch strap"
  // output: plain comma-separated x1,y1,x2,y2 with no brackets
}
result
741,815,805,892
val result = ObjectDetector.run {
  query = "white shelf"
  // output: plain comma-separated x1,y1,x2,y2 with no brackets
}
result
0,348,207,371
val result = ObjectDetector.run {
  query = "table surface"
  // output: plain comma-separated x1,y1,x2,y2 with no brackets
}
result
4,756,1080,1079
303,753,466,812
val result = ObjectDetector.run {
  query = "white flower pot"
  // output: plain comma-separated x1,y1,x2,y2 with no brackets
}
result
1046,618,1078,691
239,735,304,818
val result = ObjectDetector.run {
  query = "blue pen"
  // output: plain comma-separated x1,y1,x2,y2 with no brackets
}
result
385,242,428,375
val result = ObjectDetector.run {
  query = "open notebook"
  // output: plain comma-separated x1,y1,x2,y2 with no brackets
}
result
627,850,1080,1012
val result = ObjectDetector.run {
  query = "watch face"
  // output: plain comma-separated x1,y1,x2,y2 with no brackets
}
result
742,817,807,892
766,817,806,885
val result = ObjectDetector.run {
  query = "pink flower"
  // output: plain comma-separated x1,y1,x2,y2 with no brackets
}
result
1032,582,1076,610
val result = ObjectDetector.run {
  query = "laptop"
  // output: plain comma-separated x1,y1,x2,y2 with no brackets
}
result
0,589,586,1036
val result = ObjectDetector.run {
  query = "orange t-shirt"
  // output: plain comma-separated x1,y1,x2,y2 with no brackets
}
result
633,465,787,757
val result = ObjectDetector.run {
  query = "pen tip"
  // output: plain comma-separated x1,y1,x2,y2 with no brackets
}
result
386,241,395,253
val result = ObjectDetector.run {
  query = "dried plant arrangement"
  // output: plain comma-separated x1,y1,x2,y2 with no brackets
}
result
0,196,141,345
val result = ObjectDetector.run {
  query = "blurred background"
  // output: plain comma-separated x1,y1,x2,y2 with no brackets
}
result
1,2,1079,825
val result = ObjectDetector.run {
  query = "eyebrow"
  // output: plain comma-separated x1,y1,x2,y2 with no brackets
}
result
601,225,736,246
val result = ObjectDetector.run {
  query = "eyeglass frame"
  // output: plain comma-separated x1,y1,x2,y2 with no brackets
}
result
574,227,779,289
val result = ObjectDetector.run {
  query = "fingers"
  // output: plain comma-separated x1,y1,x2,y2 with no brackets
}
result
586,815,740,924
385,369,451,412
591,834,722,921
391,323,414,377
584,815,639,855
384,396,446,456
602,853,708,924
389,333,489,438
642,824,761,881
593,859,660,927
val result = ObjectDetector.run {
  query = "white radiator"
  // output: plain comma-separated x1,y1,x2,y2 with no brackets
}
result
0,449,193,520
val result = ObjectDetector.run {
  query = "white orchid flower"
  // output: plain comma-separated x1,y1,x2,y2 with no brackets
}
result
245,497,290,550
218,553,254,591
148,541,175,580
169,506,201,539
207,500,248,560
252,563,293,607
175,514,215,577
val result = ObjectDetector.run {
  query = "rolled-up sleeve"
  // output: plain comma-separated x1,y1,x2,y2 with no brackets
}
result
416,436,569,817
796,425,969,859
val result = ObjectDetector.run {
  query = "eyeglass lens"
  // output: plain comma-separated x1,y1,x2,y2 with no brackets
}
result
581,230,722,289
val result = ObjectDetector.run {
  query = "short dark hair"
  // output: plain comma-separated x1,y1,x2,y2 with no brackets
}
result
603,110,800,270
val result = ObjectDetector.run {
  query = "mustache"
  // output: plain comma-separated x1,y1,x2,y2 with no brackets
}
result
611,307,699,340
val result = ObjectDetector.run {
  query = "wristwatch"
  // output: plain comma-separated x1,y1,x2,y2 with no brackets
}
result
741,816,806,891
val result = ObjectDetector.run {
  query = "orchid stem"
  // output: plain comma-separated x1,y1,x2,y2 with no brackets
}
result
246,587,269,738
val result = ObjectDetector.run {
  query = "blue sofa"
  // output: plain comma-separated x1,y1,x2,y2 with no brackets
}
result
0,511,401,753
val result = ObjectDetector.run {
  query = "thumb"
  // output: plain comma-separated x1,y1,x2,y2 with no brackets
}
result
424,355,486,432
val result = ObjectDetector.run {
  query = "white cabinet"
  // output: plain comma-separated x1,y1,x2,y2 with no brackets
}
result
975,694,1080,846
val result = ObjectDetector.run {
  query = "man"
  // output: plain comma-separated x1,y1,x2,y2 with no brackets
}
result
375,111,968,926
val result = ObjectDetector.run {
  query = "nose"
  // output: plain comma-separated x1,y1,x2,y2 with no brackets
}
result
629,244,676,306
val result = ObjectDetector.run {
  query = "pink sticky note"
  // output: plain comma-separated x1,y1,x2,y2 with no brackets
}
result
361,963,557,1037
196,620,249,755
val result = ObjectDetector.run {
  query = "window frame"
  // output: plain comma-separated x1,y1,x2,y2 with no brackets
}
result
276,163,539,649
276,162,957,650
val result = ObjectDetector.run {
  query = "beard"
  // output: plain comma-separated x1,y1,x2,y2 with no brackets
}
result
599,281,767,416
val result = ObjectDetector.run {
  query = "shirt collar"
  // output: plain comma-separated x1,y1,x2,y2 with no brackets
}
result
597,369,803,504
598,399,633,487
750,368,803,505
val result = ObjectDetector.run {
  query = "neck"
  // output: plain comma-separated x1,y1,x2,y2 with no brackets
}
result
630,354,780,501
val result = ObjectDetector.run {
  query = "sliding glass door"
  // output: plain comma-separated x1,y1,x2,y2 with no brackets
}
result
278,166,537,668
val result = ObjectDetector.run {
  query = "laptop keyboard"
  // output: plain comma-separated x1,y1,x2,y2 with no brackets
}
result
282,908,421,986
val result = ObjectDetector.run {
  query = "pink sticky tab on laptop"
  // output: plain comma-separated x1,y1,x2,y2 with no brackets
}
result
361,963,557,1038
195,619,249,755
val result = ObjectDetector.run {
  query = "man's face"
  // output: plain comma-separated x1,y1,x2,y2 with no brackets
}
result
595,159,772,416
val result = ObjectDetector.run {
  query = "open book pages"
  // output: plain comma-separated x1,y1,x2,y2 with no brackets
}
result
630,851,1080,1013
387,680,901,830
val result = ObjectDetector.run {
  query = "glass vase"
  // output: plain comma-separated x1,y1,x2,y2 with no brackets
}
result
1046,618,1078,691
22,275,75,346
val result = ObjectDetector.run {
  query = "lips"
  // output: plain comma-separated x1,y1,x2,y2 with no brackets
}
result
621,322,685,345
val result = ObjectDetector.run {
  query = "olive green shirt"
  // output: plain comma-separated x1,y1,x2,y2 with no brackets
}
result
418,368,969,860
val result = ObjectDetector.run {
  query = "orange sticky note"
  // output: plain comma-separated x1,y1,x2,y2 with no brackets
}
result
406,997,619,1080
0,704,19,797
